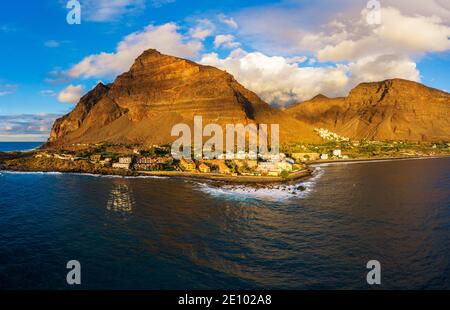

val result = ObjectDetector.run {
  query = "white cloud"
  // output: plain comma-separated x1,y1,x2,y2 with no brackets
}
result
200,49,349,106
151,0,175,8
376,8,450,53
188,19,215,40
80,0,146,22
40,90,57,97
0,84,17,96
214,1,449,104
317,7,450,62
68,23,202,78
0,114,61,141
0,134,49,142
348,55,420,85
200,49,423,106
1,24,16,33
386,0,450,21
58,85,84,103
59,2,448,106
213,34,240,49
44,68,71,85
233,1,450,58
218,14,238,29
44,40,60,48
286,56,308,64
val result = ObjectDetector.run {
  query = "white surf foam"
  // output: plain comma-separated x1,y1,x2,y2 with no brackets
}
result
196,167,325,201
0,170,167,179
1,171,64,176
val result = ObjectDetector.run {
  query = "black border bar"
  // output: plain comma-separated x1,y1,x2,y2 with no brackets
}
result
0,290,449,307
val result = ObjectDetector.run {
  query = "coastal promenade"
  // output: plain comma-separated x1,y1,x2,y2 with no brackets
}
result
138,169,312,184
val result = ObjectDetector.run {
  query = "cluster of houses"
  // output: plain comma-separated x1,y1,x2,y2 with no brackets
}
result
34,151,174,171
35,152,69,160
315,128,349,142
177,152,298,177
35,152,115,166
292,149,347,162
33,146,348,176
110,156,173,170
112,157,132,170
255,153,296,176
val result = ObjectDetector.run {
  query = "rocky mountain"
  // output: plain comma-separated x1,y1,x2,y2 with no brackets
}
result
48,49,320,148
287,79,450,142
48,50,449,149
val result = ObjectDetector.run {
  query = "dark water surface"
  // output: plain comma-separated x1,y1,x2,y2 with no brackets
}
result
0,142,43,152
0,157,449,289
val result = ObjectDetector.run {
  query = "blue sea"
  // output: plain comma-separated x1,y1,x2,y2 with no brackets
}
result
0,155,449,289
0,142,43,152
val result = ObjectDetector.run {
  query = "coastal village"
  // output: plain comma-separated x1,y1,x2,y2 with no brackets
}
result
26,129,353,179
2,127,449,180
32,145,312,178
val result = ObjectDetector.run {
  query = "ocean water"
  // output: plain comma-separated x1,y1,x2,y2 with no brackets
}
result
0,142,43,152
0,157,449,289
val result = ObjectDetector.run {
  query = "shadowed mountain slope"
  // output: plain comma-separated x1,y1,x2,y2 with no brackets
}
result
287,79,450,142
48,49,320,147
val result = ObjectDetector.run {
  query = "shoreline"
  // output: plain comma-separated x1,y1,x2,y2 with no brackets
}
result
137,168,312,184
1,153,449,184
0,167,312,184
308,154,450,166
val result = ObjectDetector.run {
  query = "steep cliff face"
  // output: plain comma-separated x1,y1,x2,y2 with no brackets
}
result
49,50,449,147
288,79,450,141
49,82,112,142
48,49,319,147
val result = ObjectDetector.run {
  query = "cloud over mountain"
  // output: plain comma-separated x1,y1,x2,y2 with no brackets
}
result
68,23,202,78
200,49,349,106
58,85,84,103
62,1,449,106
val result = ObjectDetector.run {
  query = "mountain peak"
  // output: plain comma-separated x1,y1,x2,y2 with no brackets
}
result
349,78,449,94
139,48,161,57
288,78,450,142
49,49,320,146
348,78,449,104
311,94,329,101
92,81,108,91
130,48,199,70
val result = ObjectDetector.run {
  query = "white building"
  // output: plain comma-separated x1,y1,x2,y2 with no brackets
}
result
236,150,246,160
285,157,295,165
248,151,257,160
320,154,329,160
332,149,342,158
277,161,293,172
118,157,132,164
218,153,227,160
54,154,73,160
112,162,131,170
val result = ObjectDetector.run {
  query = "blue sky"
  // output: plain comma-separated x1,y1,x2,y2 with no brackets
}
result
0,0,449,141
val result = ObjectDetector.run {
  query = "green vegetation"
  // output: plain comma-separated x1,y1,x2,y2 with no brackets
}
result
225,160,237,173
280,170,289,179
283,139,450,161
4,139,446,180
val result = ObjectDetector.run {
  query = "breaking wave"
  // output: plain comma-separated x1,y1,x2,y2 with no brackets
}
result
1,171,64,176
196,167,324,201
0,170,167,179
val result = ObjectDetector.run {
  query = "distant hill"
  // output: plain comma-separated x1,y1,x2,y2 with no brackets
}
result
48,49,320,148
287,79,450,142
